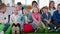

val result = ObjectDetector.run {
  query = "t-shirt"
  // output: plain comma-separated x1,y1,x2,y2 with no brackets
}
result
18,10,22,16
10,14,19,24
25,16,28,24
0,12,8,24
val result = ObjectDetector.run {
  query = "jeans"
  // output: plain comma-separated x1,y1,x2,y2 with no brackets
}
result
3,23,10,32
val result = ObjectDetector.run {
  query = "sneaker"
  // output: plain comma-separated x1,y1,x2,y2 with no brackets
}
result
1,31,4,34
48,27,50,30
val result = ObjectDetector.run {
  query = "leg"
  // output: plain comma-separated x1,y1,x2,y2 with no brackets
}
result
3,23,9,32
16,26,20,34
30,21,38,30
12,26,16,34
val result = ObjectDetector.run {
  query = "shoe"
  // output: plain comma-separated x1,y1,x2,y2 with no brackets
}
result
48,27,50,30
0,31,4,34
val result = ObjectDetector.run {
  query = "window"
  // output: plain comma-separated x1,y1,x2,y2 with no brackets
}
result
39,0,49,9
15,0,25,5
51,0,60,8
26,0,37,5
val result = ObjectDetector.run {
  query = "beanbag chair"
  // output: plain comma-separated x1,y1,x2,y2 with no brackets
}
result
24,24,34,33
0,24,5,32
5,24,12,34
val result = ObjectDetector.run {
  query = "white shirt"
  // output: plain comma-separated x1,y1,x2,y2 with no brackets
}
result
18,10,22,16
10,14,19,24
49,9,56,16
25,16,28,24
0,12,8,24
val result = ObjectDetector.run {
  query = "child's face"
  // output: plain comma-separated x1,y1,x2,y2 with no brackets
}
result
43,8,48,13
23,9,28,15
57,6,60,12
17,5,22,10
0,6,6,13
33,3,37,8
33,8,39,13
50,2,54,8
14,8,18,14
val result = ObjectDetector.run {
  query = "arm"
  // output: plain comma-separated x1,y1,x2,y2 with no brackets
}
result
32,14,39,23
53,12,60,22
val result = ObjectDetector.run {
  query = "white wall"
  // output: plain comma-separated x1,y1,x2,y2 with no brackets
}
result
2,0,12,6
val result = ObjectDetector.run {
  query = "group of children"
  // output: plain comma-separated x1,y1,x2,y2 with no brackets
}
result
0,0,60,34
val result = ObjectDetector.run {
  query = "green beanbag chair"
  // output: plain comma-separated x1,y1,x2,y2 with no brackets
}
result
5,24,12,34
0,24,5,32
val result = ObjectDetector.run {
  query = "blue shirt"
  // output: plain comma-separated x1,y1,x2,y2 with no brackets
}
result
53,10,60,22
42,12,51,22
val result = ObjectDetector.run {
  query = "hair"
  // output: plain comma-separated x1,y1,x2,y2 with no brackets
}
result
0,0,2,3
32,1,38,6
41,6,48,12
49,1,56,10
57,4,60,7
0,3,6,9
42,6,48,9
17,2,22,5
32,7,40,13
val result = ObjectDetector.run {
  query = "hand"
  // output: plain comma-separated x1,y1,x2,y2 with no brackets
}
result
46,20,50,24
27,19,31,22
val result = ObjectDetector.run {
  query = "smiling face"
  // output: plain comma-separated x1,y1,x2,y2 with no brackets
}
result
32,3,37,8
17,5,22,11
57,5,60,12
13,7,18,14
50,2,54,8
33,8,39,14
23,9,28,16
42,8,48,13
0,3,6,13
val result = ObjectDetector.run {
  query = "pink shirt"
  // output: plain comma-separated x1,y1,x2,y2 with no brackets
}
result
32,13,41,24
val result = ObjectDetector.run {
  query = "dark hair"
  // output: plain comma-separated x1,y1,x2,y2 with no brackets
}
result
58,4,60,7
32,1,38,6
0,3,6,9
41,6,48,12
42,6,48,9
0,0,2,3
17,2,22,5
49,1,56,10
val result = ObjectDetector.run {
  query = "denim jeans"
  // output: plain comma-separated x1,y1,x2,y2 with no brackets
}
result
3,23,10,32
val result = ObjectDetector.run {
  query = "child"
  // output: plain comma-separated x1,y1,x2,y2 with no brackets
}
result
31,1,38,12
49,1,56,16
31,7,42,32
10,7,20,34
17,2,23,15
0,3,9,34
18,9,33,32
42,6,56,30
53,4,60,31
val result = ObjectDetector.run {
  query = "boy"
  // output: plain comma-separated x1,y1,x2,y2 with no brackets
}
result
0,3,9,34
53,4,60,31
10,7,20,34
17,2,23,15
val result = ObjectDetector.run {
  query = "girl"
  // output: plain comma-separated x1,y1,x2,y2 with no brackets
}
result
31,7,42,32
49,1,56,16
10,7,20,34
